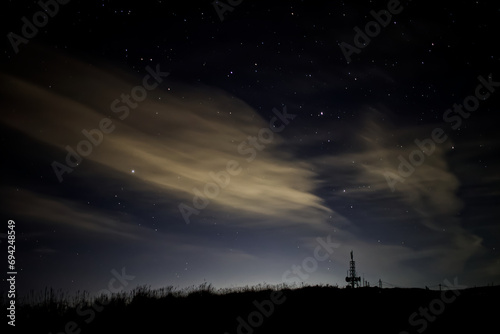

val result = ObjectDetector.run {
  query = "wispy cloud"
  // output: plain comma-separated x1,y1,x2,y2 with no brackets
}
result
312,107,485,277
2,187,145,240
1,51,332,229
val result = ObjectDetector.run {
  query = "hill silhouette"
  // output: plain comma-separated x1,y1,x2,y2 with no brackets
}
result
9,283,500,333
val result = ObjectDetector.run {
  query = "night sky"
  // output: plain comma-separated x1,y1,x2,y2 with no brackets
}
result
1,0,499,297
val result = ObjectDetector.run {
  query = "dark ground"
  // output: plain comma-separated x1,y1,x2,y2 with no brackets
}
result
11,284,500,333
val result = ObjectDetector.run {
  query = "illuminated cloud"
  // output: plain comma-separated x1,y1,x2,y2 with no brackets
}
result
1,51,332,229
314,108,484,276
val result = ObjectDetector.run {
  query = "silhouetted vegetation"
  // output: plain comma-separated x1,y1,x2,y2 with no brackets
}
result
7,283,500,333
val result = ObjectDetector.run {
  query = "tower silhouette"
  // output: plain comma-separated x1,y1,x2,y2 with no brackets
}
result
345,250,361,288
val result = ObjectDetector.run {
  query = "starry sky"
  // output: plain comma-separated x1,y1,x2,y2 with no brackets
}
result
1,0,499,296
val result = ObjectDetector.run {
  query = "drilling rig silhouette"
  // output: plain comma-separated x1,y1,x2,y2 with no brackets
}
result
345,250,361,288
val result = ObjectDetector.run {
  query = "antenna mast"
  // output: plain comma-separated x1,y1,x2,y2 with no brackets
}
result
345,250,361,288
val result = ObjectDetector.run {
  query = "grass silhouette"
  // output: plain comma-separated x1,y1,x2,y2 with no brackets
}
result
5,283,500,333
